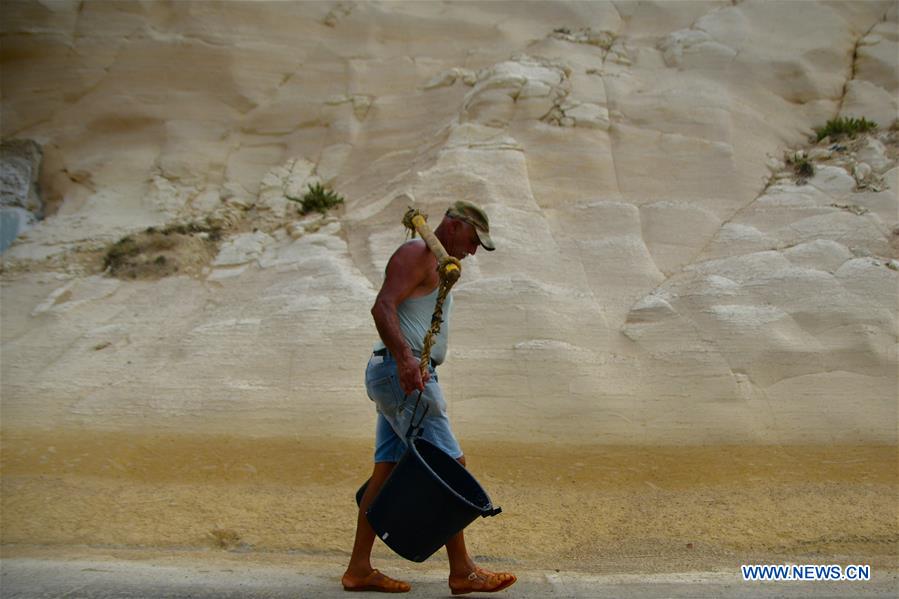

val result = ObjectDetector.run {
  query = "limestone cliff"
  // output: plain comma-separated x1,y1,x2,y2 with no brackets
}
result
1,0,896,444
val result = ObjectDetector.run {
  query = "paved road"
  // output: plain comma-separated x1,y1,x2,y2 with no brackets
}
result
2,557,897,598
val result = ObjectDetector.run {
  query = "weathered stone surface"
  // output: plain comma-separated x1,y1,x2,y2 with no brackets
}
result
840,79,898,128
1,139,43,213
839,11,898,128
1,1,896,445
0,139,43,251
0,207,37,253
856,137,891,173
213,231,274,267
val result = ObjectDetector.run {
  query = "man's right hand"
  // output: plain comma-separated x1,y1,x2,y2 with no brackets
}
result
397,354,430,395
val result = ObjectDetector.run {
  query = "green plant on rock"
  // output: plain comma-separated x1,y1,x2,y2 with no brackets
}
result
785,151,815,179
287,183,344,215
815,116,878,141
104,236,140,271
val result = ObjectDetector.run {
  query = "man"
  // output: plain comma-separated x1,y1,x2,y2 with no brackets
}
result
342,201,517,594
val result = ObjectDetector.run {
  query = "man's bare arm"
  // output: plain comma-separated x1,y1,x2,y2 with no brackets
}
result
371,242,434,394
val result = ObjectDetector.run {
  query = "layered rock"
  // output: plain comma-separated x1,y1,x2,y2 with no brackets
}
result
0,139,43,251
0,0,896,444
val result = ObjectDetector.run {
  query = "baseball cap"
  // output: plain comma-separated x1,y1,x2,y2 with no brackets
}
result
446,200,495,251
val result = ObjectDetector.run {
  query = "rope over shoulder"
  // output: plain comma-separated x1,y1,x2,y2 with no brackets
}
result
402,208,425,239
402,207,462,377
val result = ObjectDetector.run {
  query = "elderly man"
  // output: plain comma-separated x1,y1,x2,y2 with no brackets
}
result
342,201,516,594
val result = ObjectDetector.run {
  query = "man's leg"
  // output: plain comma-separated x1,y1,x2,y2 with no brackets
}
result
342,461,411,592
445,455,517,595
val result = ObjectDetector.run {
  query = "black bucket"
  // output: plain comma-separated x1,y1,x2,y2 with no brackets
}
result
356,437,501,562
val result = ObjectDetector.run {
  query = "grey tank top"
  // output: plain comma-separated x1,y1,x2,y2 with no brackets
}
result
373,284,453,365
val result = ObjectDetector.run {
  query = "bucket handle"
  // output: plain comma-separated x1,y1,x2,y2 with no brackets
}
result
404,390,430,440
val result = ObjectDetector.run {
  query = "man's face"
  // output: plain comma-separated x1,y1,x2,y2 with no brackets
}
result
449,220,481,260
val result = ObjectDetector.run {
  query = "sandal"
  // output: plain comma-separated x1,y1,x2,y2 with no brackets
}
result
449,567,517,595
342,569,411,593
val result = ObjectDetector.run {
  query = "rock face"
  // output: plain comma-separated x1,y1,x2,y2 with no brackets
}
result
0,1,896,445
0,139,43,251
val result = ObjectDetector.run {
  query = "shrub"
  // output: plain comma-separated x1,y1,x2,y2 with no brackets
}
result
785,152,814,179
288,183,345,215
815,116,877,141
104,236,139,271
103,221,222,279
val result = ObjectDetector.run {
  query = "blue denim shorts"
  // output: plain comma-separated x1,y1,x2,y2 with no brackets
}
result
365,351,463,463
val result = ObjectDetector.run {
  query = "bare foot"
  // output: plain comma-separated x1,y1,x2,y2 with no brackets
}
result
342,568,411,593
449,567,517,595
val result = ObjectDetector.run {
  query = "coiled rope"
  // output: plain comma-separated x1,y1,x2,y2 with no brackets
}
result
402,208,461,378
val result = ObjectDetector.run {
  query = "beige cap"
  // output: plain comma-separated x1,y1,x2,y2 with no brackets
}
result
446,200,495,251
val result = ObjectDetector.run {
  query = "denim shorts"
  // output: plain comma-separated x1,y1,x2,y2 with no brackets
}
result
365,351,463,463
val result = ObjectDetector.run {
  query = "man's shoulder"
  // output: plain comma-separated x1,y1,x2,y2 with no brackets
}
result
385,239,434,280
391,238,430,261
398,237,427,251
